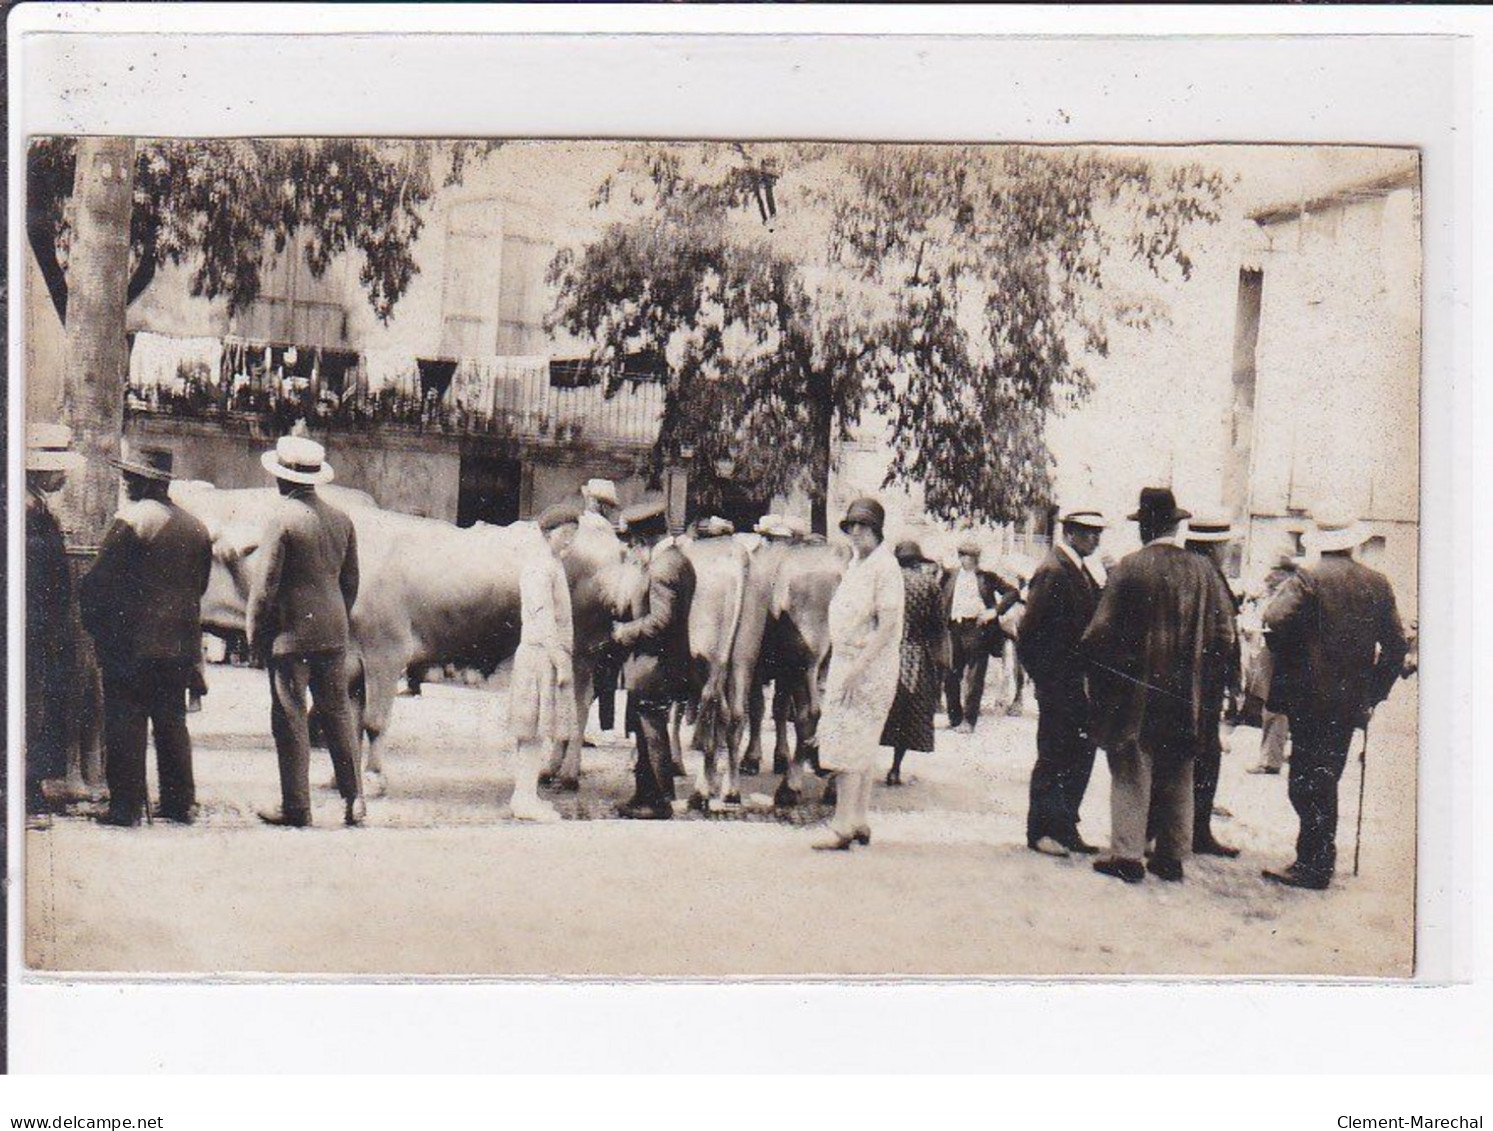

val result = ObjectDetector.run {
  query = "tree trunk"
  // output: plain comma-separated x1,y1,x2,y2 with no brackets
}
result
807,370,834,536
60,137,136,547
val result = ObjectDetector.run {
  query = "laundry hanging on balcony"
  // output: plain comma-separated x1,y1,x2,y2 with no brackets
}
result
449,355,550,423
128,332,225,395
364,348,419,396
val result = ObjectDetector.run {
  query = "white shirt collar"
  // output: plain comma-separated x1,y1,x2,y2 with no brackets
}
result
1057,540,1087,571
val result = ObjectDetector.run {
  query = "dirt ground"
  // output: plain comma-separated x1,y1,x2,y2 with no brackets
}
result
25,661,1418,978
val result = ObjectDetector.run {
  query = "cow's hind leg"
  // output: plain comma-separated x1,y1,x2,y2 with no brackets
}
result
739,680,765,777
357,659,400,798
543,664,593,792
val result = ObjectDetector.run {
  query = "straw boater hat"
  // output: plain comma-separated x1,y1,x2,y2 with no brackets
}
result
1182,510,1236,543
26,423,85,473
694,515,735,539
1305,511,1370,554
582,478,619,507
261,435,335,485
1059,507,1108,530
753,513,785,536
110,448,175,483
956,538,983,558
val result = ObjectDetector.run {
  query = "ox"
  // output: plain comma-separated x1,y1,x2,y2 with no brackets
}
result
726,537,849,808
176,482,627,790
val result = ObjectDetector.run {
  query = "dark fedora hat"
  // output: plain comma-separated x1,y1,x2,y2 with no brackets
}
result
838,497,886,535
618,501,669,539
1127,486,1191,527
110,448,175,483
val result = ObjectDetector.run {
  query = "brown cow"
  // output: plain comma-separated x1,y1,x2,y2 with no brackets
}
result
176,482,628,792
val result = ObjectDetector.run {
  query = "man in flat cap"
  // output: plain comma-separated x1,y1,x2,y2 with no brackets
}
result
611,501,696,819
1260,512,1407,890
1081,488,1237,884
1017,506,1107,857
25,424,85,820
943,539,1020,735
80,449,213,826
247,435,365,828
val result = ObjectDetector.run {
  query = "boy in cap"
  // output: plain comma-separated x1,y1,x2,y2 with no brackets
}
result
80,449,213,825
943,538,1019,734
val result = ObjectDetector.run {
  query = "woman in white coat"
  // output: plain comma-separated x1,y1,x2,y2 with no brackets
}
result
508,503,581,823
813,497,906,851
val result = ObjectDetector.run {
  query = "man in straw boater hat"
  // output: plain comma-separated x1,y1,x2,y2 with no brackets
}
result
79,448,213,826
1017,505,1107,858
1080,488,1237,884
246,434,366,828
1259,509,1407,890
1180,510,1245,858
609,501,696,819
25,424,86,821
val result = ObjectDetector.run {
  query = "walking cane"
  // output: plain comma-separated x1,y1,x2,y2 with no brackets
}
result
1352,712,1374,877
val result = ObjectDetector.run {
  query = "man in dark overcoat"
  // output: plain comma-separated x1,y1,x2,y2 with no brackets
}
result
1017,507,1106,857
247,436,365,828
1261,514,1407,889
25,425,86,819
943,540,1021,734
80,450,213,826
1080,488,1237,884
612,502,696,820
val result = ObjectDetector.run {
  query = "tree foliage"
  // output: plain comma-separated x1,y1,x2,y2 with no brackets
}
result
26,137,501,325
550,142,1226,528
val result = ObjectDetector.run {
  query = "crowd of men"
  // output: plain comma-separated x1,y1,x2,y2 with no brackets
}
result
26,423,1411,891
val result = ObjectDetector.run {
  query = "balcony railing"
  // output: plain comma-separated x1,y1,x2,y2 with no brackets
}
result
123,333,665,450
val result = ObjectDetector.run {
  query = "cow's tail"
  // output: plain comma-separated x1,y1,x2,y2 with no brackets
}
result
700,546,751,750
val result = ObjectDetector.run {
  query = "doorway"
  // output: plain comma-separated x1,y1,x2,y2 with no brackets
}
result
457,454,522,527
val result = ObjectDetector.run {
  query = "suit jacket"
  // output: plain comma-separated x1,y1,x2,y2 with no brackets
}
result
1017,546,1100,692
80,497,213,677
1080,541,1237,760
246,490,360,657
1263,554,1407,729
613,543,696,702
943,567,1021,655
26,489,74,678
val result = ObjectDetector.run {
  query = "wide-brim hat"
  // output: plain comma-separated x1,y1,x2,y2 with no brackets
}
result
262,435,334,485
1306,517,1370,553
694,515,735,538
1059,508,1109,530
956,538,983,558
537,502,582,533
838,497,886,535
26,423,85,472
1127,486,1191,526
753,513,784,536
618,501,668,539
110,450,175,483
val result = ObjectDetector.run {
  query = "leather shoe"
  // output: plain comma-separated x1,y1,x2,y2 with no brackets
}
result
258,807,312,828
1194,837,1241,858
617,801,672,821
1262,867,1329,890
1029,836,1070,858
1093,856,1146,883
811,830,855,851
853,826,872,846
96,809,142,829
345,797,367,827
153,806,198,826
1147,856,1185,883
1246,764,1281,775
1060,834,1101,855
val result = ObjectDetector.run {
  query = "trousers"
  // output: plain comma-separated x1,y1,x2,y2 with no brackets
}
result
1260,707,1290,770
594,650,620,731
1107,740,1194,863
268,650,363,816
1192,713,1224,846
630,699,677,809
1287,715,1355,882
1027,677,1095,844
946,620,988,726
102,658,197,820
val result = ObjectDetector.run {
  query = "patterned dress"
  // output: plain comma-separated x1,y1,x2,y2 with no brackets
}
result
880,561,950,752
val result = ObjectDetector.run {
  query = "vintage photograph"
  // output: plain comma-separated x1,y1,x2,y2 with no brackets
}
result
21,137,1419,977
